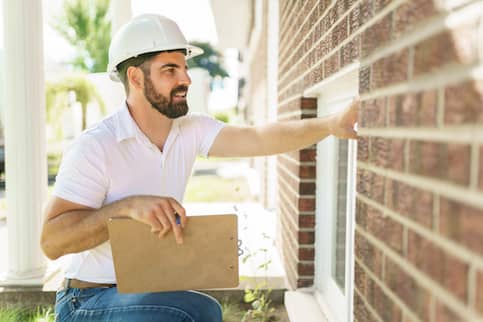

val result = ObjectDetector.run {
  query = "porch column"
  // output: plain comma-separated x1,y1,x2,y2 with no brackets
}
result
0,0,47,286
110,0,132,36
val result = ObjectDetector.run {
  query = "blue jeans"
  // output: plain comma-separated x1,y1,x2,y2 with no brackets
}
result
54,287,223,322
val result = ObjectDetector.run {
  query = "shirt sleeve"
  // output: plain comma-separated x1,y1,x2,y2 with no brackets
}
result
192,113,226,158
52,133,109,208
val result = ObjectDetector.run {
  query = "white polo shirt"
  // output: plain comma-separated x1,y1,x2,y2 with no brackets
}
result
53,102,225,283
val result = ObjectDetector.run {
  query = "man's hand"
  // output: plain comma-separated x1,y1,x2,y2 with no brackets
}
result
123,196,187,244
330,99,359,139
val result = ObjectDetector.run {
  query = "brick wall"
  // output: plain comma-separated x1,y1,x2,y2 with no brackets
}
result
276,0,483,321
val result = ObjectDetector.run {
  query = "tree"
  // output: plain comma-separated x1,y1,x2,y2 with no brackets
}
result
53,0,111,73
46,75,106,137
187,42,229,78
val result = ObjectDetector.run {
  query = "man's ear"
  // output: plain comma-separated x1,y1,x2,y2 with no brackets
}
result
127,66,144,91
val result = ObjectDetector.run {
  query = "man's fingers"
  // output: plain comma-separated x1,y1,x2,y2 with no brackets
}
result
148,212,163,233
171,202,187,228
158,226,170,238
346,129,358,139
165,209,183,244
160,201,183,244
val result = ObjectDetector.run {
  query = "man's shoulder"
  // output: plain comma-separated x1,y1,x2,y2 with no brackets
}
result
178,112,217,129
82,114,118,143
67,115,118,154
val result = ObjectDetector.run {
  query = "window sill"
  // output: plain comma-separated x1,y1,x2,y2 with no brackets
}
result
285,289,330,322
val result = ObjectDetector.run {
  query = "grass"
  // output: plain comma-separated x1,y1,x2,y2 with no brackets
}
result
0,307,55,322
184,175,252,202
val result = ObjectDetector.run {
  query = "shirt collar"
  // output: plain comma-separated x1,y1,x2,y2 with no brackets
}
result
115,101,136,142
115,101,180,151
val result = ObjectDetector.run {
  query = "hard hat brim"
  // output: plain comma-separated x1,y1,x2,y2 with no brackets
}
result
109,44,204,82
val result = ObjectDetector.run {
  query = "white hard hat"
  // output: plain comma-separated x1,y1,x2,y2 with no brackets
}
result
107,14,203,82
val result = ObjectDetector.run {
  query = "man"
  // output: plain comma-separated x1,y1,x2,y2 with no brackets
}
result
41,14,357,322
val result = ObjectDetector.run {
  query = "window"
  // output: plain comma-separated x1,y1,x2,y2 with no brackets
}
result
314,65,358,322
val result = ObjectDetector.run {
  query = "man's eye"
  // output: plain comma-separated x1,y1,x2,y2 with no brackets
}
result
164,68,175,74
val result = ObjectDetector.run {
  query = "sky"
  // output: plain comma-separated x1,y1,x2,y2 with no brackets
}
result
0,0,219,63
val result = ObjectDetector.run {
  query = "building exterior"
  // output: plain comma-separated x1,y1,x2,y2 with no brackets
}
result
1,0,481,321
242,0,483,321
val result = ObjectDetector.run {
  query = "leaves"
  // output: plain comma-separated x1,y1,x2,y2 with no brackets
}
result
53,0,111,73
46,74,106,133
187,42,229,78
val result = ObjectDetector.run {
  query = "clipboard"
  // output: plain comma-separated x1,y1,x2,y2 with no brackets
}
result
107,214,239,293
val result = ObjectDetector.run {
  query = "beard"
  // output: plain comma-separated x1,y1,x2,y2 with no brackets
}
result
143,75,189,119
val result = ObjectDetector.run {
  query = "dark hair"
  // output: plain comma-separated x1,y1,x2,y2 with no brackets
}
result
117,49,187,95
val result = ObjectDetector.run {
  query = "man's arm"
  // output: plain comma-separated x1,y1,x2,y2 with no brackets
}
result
40,195,187,260
208,101,358,158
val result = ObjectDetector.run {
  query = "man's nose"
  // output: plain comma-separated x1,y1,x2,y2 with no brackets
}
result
179,70,191,86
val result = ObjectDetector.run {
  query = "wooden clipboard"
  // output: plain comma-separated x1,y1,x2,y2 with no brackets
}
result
107,215,239,293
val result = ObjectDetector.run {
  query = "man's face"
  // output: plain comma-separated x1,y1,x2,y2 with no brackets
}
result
140,52,192,119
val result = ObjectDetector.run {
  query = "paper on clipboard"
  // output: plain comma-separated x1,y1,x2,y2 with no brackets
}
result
107,214,239,293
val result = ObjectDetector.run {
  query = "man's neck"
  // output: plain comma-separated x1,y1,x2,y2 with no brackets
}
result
126,98,172,151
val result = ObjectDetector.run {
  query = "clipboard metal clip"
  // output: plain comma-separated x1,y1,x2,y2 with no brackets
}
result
238,239,244,257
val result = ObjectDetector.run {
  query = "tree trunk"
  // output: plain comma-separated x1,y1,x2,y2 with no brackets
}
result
81,103,87,130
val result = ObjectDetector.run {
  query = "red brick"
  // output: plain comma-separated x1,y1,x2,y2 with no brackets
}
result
360,98,385,128
372,49,408,89
357,169,385,205
407,230,469,302
434,301,466,322
298,198,315,212
324,52,340,78
362,14,392,57
359,0,374,26
298,262,314,276
300,165,316,178
387,91,437,127
323,6,338,35
367,277,403,322
356,199,368,228
370,137,405,171
298,247,315,261
333,16,348,46
439,198,483,256
409,141,471,186
355,261,368,295
355,231,383,278
384,258,431,321
414,26,478,76
480,146,483,191
393,1,437,37
349,4,361,34
341,35,360,67
444,80,483,125
300,148,316,162
354,291,380,322
359,66,371,94
476,270,483,315
358,136,370,162
301,97,317,109
299,182,315,195
366,205,404,254
419,90,438,126
298,231,315,244
297,278,313,288
385,179,433,229
317,0,331,20
374,0,392,12
299,215,315,228
447,144,471,185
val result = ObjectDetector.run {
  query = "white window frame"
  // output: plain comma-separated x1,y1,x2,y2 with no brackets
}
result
313,64,358,322
285,63,359,322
